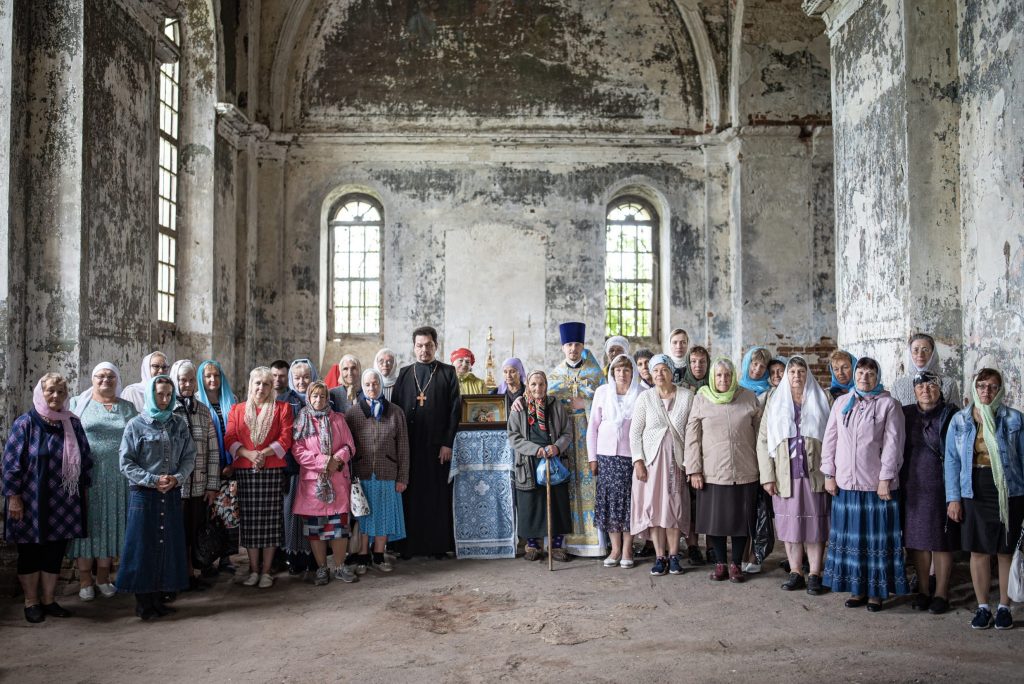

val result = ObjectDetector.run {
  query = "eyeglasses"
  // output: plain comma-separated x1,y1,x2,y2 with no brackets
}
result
975,382,1001,392
150,364,169,372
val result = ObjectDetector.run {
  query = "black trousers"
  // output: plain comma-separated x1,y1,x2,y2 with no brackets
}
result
17,540,68,575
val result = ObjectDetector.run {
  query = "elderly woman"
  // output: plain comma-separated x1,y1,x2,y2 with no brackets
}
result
685,358,761,582
757,357,831,595
633,349,655,389
630,355,694,576
828,350,857,402
588,354,643,568
680,345,710,392
767,358,787,390
900,371,959,614
122,351,170,411
280,358,318,577
196,359,238,574
891,333,963,407
118,376,195,620
739,347,772,402
3,373,93,623
821,357,908,611
508,370,573,562
292,381,357,585
225,367,294,588
68,363,135,601
603,335,630,376
346,369,410,572
374,348,400,401
492,357,527,413
329,354,362,413
946,368,1024,630
169,360,220,590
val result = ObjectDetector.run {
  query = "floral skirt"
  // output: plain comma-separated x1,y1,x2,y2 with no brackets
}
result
594,454,632,533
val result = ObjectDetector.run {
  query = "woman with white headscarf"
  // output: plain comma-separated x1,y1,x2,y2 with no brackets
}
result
757,356,831,595
329,354,362,413
374,348,400,401
588,354,643,568
121,351,170,412
603,336,630,377
67,363,136,602
629,354,694,576
891,333,962,407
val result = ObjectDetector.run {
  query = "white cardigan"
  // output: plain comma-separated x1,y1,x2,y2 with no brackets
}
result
629,386,694,468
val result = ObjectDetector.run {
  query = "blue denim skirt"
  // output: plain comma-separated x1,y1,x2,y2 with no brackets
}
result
117,487,189,594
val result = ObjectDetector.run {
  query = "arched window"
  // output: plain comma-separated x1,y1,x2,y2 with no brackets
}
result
605,197,658,338
330,195,383,335
156,18,180,324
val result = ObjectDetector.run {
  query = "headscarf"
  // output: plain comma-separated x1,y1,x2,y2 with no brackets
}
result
72,362,123,416
764,357,831,456
287,358,319,400
829,350,858,393
698,358,739,405
605,336,630,361
841,359,885,419
339,354,361,403
906,337,941,374
497,357,527,394
374,348,400,389
122,351,168,409
294,381,333,458
739,347,772,395
244,367,276,447
450,348,475,366
360,368,386,420
972,371,1009,531
526,370,548,432
648,354,675,382
604,354,641,440
680,348,710,389
32,375,82,496
145,375,177,423
169,359,197,415
195,360,237,457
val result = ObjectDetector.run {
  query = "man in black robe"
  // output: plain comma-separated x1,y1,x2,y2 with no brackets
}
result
391,325,461,558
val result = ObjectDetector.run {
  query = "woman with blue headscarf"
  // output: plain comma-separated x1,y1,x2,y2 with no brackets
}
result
828,349,857,403
117,376,196,620
739,347,772,404
196,360,238,574
282,359,318,576
821,357,908,611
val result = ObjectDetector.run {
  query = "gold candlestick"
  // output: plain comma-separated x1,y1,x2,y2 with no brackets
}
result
484,326,497,390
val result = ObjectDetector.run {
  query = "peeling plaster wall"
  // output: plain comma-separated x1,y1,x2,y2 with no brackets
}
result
958,0,1024,406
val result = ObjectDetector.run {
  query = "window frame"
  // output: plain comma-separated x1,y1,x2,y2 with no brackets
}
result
156,18,181,327
604,195,660,343
327,193,385,339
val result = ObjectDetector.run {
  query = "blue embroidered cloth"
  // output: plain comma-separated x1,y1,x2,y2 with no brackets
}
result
448,429,516,559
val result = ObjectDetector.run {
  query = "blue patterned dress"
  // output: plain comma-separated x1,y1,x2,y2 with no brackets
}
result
2,411,93,544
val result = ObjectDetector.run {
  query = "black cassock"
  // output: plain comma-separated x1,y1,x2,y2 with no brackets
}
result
391,360,461,556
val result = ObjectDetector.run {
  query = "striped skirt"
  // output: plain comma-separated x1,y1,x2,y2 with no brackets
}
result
358,475,406,541
235,468,285,549
823,488,909,599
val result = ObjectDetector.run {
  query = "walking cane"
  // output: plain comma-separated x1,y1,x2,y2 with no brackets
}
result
545,456,553,571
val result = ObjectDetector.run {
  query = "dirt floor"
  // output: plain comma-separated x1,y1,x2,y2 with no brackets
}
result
1,550,1020,683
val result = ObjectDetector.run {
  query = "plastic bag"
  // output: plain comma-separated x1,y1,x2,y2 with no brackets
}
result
1009,527,1024,603
752,488,775,564
193,514,229,569
315,472,335,504
536,456,570,486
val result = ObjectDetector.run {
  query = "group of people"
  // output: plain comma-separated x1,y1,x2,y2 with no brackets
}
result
3,324,1022,633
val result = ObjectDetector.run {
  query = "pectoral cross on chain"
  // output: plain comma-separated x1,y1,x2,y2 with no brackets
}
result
567,372,581,398
417,392,426,407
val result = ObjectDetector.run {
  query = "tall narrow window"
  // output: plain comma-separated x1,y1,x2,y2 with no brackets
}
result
157,18,180,324
605,197,658,338
330,196,383,335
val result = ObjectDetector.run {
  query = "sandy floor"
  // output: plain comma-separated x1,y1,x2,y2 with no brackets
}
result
1,552,1020,683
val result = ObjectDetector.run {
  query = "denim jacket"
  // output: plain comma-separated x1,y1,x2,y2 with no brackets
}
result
944,404,1024,502
119,413,196,489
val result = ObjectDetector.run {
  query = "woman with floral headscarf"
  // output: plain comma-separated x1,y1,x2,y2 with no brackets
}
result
281,358,318,576
3,373,93,623
945,367,1024,630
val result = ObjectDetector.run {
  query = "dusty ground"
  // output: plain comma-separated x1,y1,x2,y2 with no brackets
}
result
0,551,1020,683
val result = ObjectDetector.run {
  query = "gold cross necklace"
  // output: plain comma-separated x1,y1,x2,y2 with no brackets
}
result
414,362,439,407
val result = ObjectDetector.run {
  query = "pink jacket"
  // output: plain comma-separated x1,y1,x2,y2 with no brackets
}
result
820,390,905,492
586,385,633,461
291,413,357,518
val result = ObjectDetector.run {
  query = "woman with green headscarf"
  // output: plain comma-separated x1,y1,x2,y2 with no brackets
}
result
684,357,762,583
945,367,1024,631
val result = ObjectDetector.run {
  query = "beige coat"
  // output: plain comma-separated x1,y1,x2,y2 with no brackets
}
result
756,413,826,498
683,388,761,485
629,386,694,469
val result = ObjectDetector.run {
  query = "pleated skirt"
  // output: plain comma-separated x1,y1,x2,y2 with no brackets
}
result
823,488,909,598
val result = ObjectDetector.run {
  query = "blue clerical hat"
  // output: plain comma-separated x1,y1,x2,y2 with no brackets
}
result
559,321,586,345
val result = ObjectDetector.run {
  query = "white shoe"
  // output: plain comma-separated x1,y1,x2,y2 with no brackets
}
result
742,562,762,574
602,555,620,567
79,585,95,601
258,573,274,588
242,572,260,587
619,559,635,569
96,583,117,598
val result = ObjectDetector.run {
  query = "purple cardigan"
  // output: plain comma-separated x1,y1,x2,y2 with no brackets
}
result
820,390,906,491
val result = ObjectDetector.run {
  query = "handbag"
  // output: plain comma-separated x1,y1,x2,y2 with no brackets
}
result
315,471,336,504
350,476,370,517
213,479,240,529
536,455,570,486
193,513,229,569
1009,525,1024,603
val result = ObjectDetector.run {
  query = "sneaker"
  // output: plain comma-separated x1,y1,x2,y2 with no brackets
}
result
995,607,1014,630
971,606,994,630
687,545,706,566
668,555,684,575
334,565,359,583
354,554,369,576
372,553,393,573
314,566,330,586
97,583,117,598
650,557,669,576
741,561,761,574
78,585,95,602
258,573,274,589
242,572,260,587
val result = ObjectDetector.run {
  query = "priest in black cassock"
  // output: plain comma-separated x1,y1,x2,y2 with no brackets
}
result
391,325,461,558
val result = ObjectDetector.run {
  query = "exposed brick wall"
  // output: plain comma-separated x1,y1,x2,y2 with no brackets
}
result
774,337,838,389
